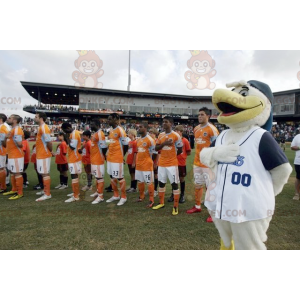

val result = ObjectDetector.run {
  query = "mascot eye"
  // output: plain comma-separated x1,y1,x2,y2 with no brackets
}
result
91,62,95,67
194,62,199,67
82,62,86,67
239,89,249,96
203,62,208,67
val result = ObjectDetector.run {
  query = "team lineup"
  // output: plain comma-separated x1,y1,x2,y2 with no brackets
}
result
0,108,217,218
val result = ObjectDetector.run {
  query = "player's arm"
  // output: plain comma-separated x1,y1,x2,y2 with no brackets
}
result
131,141,138,168
155,139,172,151
175,137,183,155
99,134,108,159
291,136,299,151
69,138,78,150
185,139,192,156
14,134,23,148
43,128,53,152
120,135,129,156
0,132,5,148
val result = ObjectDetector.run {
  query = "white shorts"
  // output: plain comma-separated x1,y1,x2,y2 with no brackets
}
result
91,164,105,178
0,155,6,168
37,158,51,174
158,166,179,184
193,165,209,186
7,157,24,173
135,170,154,184
68,161,82,175
107,161,124,178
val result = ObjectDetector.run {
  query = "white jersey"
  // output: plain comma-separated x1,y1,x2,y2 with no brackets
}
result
205,126,288,223
291,134,300,165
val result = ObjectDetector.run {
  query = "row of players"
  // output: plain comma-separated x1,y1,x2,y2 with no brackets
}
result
0,109,219,216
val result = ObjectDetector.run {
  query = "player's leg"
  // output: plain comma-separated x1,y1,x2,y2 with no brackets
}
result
147,171,155,207
212,216,234,250
135,170,145,202
116,163,127,206
153,166,167,210
60,165,69,188
167,166,180,215
3,159,17,195
36,158,51,201
7,158,24,200
127,164,137,193
82,164,92,191
65,162,81,202
179,165,187,203
0,155,7,192
22,163,29,188
91,164,105,204
106,162,121,203
293,164,300,200
187,166,204,214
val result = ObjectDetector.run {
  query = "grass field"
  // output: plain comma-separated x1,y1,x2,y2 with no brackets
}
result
0,142,299,250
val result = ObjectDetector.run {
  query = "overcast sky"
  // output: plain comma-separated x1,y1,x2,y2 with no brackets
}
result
1,50,300,118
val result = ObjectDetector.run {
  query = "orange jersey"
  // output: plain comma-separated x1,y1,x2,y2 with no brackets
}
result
136,135,156,171
55,141,68,164
6,126,24,159
126,140,138,165
194,123,219,167
90,130,107,165
157,131,183,167
0,123,10,156
177,137,191,166
22,140,30,164
36,123,52,159
107,126,128,163
68,130,82,163
82,140,91,164
31,144,37,163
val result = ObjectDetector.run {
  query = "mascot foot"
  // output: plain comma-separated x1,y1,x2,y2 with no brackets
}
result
220,239,235,250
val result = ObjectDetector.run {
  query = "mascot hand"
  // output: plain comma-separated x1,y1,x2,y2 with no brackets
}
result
212,144,240,163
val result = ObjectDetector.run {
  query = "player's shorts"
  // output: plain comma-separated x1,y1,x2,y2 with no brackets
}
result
128,164,135,175
0,155,6,168
37,158,51,174
295,164,300,180
178,165,187,178
68,161,82,175
193,165,209,186
57,163,68,172
135,170,154,184
107,161,124,178
158,166,179,184
91,164,105,178
7,157,24,173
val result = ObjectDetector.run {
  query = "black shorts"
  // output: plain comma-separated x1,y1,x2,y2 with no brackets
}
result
295,164,300,180
128,164,135,175
57,163,68,172
178,166,187,178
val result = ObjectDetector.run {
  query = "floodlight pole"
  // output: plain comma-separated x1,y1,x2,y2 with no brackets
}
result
127,50,131,91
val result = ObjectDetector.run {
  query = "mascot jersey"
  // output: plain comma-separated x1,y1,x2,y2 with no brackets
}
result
205,126,288,223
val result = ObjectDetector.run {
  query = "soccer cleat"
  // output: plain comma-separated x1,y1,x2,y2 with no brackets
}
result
55,184,62,189
135,198,144,202
172,207,179,216
81,185,92,192
90,192,99,197
292,194,299,200
206,216,213,223
168,194,174,202
106,196,120,203
33,184,42,190
3,190,17,196
146,201,154,208
58,184,68,190
186,206,202,214
67,192,74,197
0,189,8,194
36,191,44,196
65,196,79,203
36,194,52,202
105,185,113,192
126,188,137,193
179,194,185,204
9,194,23,200
152,204,165,210
117,198,127,206
154,190,158,197
23,184,28,188
91,196,105,204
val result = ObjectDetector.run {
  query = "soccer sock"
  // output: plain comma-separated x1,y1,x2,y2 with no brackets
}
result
133,180,137,189
119,178,126,199
147,182,154,202
195,185,203,209
63,176,68,186
87,174,92,187
43,176,51,196
158,187,166,205
15,175,23,196
137,182,145,200
96,178,104,198
11,174,17,192
59,175,64,185
111,178,119,198
180,181,185,195
38,173,44,188
130,180,134,188
0,169,6,190
72,178,80,199
173,189,180,208
154,178,158,191
6,170,10,185
22,172,28,184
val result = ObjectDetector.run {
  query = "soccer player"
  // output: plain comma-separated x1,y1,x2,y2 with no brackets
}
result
186,107,219,222
152,117,183,215
2,115,24,200
126,129,138,193
54,132,69,189
22,130,31,188
89,119,108,204
149,128,159,197
34,112,53,202
106,113,129,206
61,122,82,203
135,122,157,207
0,114,10,194
168,125,191,204
80,130,93,191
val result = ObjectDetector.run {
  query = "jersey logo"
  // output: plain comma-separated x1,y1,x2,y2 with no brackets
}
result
203,132,208,137
195,138,206,144
219,155,245,167
138,147,146,152
114,133,118,137
143,142,147,147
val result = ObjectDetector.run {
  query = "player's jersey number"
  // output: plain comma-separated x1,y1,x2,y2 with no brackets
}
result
231,172,251,187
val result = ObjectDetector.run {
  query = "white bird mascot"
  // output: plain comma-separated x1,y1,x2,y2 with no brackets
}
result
200,80,292,250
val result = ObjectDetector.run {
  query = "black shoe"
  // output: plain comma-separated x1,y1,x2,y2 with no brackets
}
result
179,194,185,204
0,189,8,194
106,187,113,192
168,194,174,202
33,184,41,190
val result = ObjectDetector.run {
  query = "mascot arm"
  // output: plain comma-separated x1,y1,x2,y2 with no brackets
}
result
270,163,292,196
200,144,240,168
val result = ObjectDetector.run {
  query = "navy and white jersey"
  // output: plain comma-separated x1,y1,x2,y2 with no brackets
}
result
205,126,288,223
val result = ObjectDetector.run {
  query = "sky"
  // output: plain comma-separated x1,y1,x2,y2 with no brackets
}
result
1,50,300,119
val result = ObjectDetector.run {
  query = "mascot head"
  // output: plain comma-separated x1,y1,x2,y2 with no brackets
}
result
212,80,273,131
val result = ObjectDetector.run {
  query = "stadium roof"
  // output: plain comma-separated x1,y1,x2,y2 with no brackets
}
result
20,81,212,105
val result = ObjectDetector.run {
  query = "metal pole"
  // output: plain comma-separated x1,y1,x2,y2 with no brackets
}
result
127,50,131,91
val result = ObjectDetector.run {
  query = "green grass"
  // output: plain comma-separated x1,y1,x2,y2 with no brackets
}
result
0,142,299,249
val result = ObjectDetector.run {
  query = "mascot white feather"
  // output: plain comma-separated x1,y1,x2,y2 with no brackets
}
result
200,80,292,250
